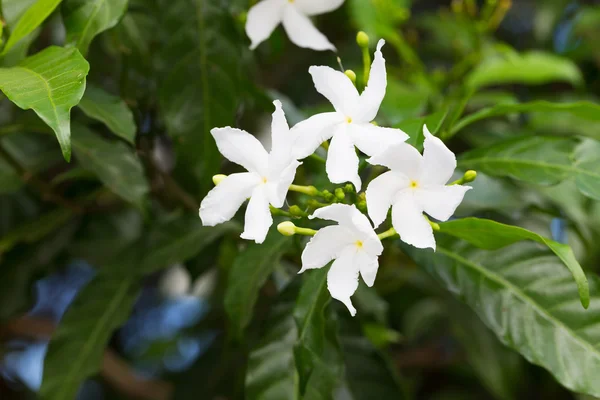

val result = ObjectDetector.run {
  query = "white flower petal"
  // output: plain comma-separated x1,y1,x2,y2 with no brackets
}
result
327,246,360,316
365,171,407,228
367,142,422,180
268,100,296,174
356,251,380,287
392,190,436,250
241,186,273,244
245,0,285,50
310,203,358,226
349,123,408,157
416,184,472,222
355,39,387,122
300,225,355,272
267,160,302,208
350,212,383,256
420,125,457,185
309,66,360,115
199,173,260,226
295,0,345,16
211,127,269,176
282,5,336,51
327,126,361,190
291,112,343,159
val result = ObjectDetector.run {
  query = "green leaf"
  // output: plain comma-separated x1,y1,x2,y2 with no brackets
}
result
440,217,589,308
467,52,583,89
224,233,291,339
0,46,89,161
407,239,600,398
71,124,149,208
459,136,600,200
140,219,238,274
451,101,600,137
448,298,524,400
78,84,136,143
293,268,331,395
246,299,298,400
40,266,140,400
62,0,129,55
157,0,247,193
0,157,21,193
396,109,448,151
1,0,63,55
574,139,600,201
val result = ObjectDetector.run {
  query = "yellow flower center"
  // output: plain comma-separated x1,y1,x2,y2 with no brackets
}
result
262,177,268,184
288,0,294,3
346,116,352,124
410,180,419,189
355,240,363,249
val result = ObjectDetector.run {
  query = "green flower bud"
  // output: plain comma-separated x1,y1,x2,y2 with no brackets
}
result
289,205,308,217
212,174,227,185
335,188,345,201
344,69,357,84
277,221,297,236
356,31,370,48
463,170,477,183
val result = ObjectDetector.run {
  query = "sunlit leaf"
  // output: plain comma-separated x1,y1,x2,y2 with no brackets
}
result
467,52,583,89
0,47,89,161
1,0,63,55
78,85,136,143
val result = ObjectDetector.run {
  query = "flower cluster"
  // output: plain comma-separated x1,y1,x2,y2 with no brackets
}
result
199,36,474,316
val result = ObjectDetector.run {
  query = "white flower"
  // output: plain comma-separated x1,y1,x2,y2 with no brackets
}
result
299,204,383,316
245,0,344,51
366,125,472,250
291,39,408,191
199,100,301,244
158,265,219,299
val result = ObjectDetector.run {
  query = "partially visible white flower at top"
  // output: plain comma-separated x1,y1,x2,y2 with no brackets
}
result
299,204,383,316
245,0,344,51
366,125,471,250
291,39,408,191
199,100,301,244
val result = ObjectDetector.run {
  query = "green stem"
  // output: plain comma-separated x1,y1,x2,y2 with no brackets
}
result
295,227,317,236
289,184,319,196
361,46,371,88
377,227,397,240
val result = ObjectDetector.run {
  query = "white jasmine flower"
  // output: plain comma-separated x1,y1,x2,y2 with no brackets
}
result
291,40,408,190
366,125,471,250
245,0,344,51
299,204,383,316
200,100,301,244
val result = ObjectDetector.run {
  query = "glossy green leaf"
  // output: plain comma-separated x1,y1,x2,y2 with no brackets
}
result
71,125,149,208
293,268,331,394
574,139,600,201
396,109,448,151
1,0,63,55
246,299,298,400
224,233,291,339
467,52,583,89
62,0,129,55
448,299,523,400
40,265,140,400
0,46,89,161
407,239,600,398
451,101,600,137
440,218,589,308
459,136,600,200
140,219,238,274
78,85,136,143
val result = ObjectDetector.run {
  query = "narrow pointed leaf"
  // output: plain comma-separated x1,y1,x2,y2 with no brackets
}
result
78,85,136,143
62,0,129,55
224,233,291,339
1,0,63,55
440,218,589,308
71,124,149,208
459,136,600,200
0,46,89,161
407,239,600,398
40,264,141,400
467,52,583,89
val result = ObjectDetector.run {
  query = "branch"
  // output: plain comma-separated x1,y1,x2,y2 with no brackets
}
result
1,317,173,400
